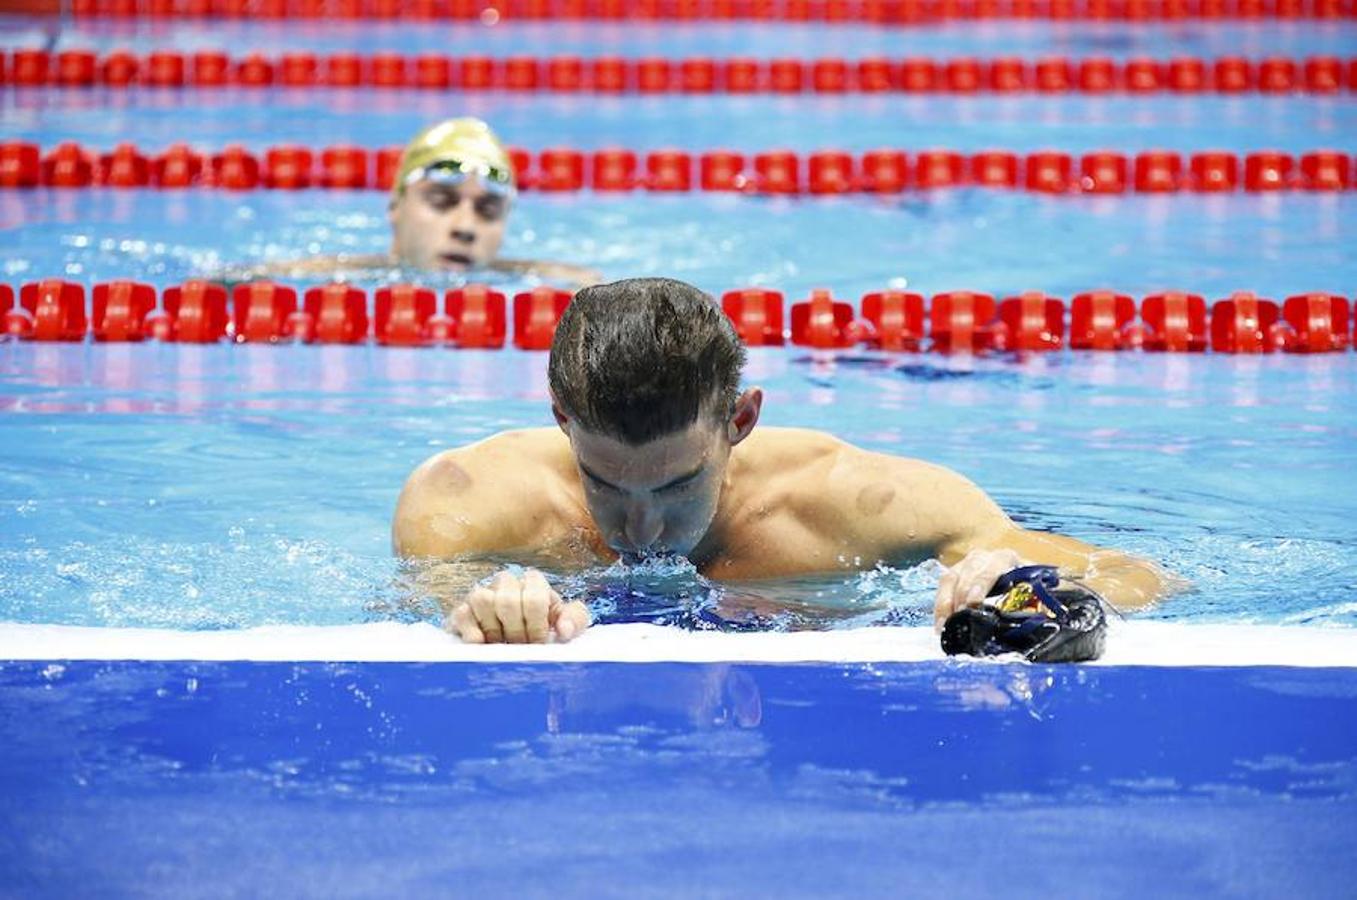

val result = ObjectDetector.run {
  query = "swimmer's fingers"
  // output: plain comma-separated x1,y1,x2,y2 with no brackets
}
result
492,571,528,644
935,548,1023,632
520,569,554,644
449,603,485,644
468,584,504,644
549,599,591,643
934,568,961,631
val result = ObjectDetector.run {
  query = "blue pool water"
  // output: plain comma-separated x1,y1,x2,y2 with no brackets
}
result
2,659,1356,897
2,343,1357,630
3,13,1357,899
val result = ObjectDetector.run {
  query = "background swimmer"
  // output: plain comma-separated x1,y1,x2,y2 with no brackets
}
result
392,277,1176,645
223,118,600,288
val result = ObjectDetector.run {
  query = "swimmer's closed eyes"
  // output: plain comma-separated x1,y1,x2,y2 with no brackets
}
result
419,184,507,222
580,463,705,495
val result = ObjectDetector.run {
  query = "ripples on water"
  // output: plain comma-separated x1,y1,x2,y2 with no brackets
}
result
2,188,1357,631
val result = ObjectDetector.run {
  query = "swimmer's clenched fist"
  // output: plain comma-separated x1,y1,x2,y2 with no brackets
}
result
933,547,1023,632
449,569,591,644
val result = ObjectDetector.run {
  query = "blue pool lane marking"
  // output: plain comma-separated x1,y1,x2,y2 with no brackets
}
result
0,658,1354,898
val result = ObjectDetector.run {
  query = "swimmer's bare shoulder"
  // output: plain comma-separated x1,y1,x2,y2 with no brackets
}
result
392,427,588,561
758,428,1174,611
733,428,1000,561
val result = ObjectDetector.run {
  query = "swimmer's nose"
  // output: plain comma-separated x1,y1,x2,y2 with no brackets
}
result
446,199,477,245
623,506,664,551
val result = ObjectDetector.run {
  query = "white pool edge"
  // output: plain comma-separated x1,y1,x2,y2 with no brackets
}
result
1,620,1355,667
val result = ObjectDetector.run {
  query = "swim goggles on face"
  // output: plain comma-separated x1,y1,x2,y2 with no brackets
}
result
403,158,516,198
940,564,1110,663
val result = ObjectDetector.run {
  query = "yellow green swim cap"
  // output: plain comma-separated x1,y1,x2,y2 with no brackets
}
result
390,117,515,203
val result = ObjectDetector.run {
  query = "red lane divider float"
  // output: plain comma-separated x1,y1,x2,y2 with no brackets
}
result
62,0,1357,23
4,278,1352,353
8,50,1357,94
2,142,1353,193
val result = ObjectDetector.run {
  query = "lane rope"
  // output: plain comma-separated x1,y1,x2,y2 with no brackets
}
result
2,280,1351,353
3,141,1352,193
61,0,1357,24
5,50,1355,95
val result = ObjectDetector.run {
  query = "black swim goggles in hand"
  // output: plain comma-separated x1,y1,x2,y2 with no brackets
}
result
940,565,1110,663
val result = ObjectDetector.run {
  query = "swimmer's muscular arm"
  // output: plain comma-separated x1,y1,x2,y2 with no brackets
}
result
831,447,1176,613
392,436,554,563
391,432,593,644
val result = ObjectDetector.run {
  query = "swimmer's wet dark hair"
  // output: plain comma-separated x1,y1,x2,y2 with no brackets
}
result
548,277,747,445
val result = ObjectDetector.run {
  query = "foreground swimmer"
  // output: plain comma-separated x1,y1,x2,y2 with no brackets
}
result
225,118,600,288
393,277,1174,644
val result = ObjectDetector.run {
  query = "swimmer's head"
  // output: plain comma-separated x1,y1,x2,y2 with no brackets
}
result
388,118,515,271
548,278,762,559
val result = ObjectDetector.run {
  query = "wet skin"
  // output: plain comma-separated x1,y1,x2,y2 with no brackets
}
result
393,393,1174,644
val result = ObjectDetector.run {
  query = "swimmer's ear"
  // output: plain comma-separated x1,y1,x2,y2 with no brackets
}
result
727,388,762,445
550,397,570,432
